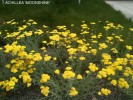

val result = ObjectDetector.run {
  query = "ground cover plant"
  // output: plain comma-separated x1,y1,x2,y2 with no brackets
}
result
0,19,133,99
1,0,133,100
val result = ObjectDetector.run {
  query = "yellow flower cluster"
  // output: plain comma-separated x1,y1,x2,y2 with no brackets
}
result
49,34,60,41
97,68,115,79
69,87,78,96
0,77,18,91
34,29,43,35
98,88,111,96
67,48,77,55
39,74,50,96
1,20,133,98
101,53,112,65
88,63,98,72
40,74,50,83
126,45,132,50
126,67,133,76
99,43,108,50
44,54,51,61
118,78,129,89
62,67,75,79
110,79,117,86
4,20,44,40
19,71,32,87
4,42,26,55
4,42,42,74
40,86,50,96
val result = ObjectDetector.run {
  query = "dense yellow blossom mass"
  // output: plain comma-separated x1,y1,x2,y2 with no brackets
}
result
0,19,133,98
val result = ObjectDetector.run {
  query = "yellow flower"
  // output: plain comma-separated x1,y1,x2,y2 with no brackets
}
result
27,68,34,73
77,40,84,44
111,80,117,86
124,73,129,76
116,58,127,65
44,54,51,61
23,75,31,83
6,81,15,91
97,74,102,79
8,81,15,87
11,68,18,73
126,54,131,58
65,67,72,71
107,37,113,41
99,43,108,50
126,45,132,50
78,45,88,52
67,48,77,55
81,24,88,29
0,77,18,91
10,77,18,83
11,59,16,64
79,56,85,61
100,88,111,96
98,92,102,95
18,51,27,58
99,71,107,78
19,72,32,87
62,70,75,79
54,69,60,75
42,41,47,44
90,49,97,55
129,28,133,31
33,53,42,61
98,71,107,78
43,25,48,28
27,83,31,87
101,53,112,65
5,64,11,68
53,57,57,60
111,48,118,53
65,61,69,64
40,86,50,97
90,22,96,25
81,31,89,34
118,78,129,89
34,29,43,35
106,68,115,75
49,35,60,41
91,35,97,38
0,47,2,50
4,44,13,53
88,63,98,72
116,66,123,71
24,31,32,37
85,70,90,74
102,53,111,60
62,32,69,37
103,26,110,30
71,24,74,26
40,74,50,83
69,87,78,96
77,74,83,80
69,33,77,38
98,33,102,38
